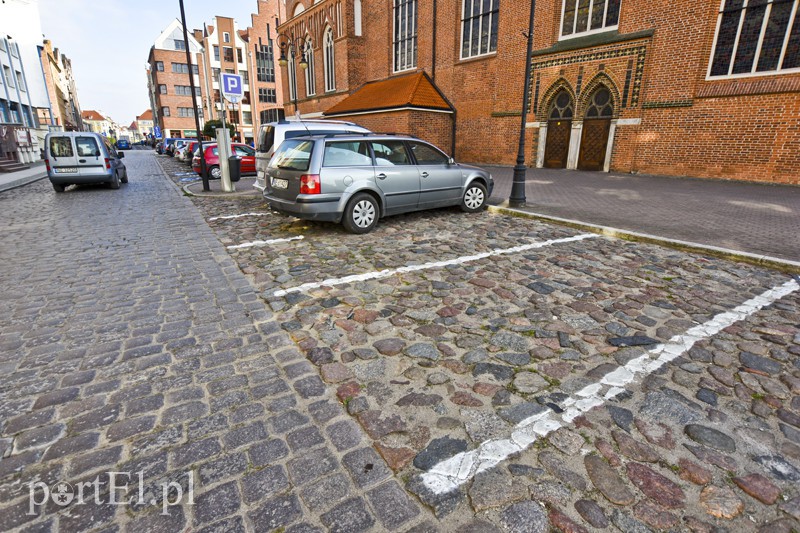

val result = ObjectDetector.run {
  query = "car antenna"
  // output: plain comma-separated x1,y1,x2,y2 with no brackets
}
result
296,110,312,138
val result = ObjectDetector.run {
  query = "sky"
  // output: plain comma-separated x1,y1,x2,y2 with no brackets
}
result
39,0,261,126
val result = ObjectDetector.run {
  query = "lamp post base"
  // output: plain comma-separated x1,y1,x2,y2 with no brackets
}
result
508,163,528,208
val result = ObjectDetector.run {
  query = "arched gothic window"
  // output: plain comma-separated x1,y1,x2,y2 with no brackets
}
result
584,87,613,118
323,27,336,92
304,38,316,96
548,90,574,120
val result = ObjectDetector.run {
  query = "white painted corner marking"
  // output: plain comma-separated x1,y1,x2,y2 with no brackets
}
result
420,277,800,495
271,233,598,297
209,212,271,221
227,236,304,250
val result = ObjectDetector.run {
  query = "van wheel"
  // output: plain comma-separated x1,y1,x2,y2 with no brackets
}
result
343,193,379,234
208,166,221,180
109,172,120,190
461,182,487,213
52,183,66,193
120,170,128,184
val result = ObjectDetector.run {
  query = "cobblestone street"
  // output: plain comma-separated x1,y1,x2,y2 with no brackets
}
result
0,151,798,532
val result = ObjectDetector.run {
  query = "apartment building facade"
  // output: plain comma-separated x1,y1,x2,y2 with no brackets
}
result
198,17,255,143
136,109,155,141
147,19,206,139
39,40,83,132
81,110,113,136
247,0,287,129
277,0,799,184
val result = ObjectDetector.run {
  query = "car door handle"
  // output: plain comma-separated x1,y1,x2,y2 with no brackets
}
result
377,173,387,180
79,159,86,163
420,172,429,178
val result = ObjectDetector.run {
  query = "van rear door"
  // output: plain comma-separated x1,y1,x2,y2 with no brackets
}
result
48,135,80,176
75,136,105,177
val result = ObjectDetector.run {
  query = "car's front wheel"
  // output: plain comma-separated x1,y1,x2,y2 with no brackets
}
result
343,193,379,234
120,169,128,183
208,165,221,180
461,182,487,213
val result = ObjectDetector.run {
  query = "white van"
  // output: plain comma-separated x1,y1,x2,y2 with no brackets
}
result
254,119,370,191
45,131,128,192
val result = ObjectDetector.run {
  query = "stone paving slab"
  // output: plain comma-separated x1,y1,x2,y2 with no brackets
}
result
0,153,436,532
156,155,800,531
2,152,797,532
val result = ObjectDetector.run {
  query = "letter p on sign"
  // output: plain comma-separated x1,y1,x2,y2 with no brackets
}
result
221,73,243,101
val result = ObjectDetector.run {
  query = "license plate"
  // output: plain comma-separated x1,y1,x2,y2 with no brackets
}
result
272,178,288,189
56,167,78,173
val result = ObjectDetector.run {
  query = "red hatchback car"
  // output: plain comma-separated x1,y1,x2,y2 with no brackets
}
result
192,143,257,180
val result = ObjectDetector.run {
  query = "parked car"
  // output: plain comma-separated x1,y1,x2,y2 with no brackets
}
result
44,131,128,192
263,134,493,233
192,143,256,181
163,138,190,157
155,141,163,154
175,141,198,163
254,119,370,192
116,139,131,150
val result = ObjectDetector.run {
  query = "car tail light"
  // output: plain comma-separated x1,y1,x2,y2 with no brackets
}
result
300,174,321,195
44,159,50,172
104,158,111,169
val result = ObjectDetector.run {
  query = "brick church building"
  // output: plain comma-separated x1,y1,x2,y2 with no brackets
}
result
276,0,799,184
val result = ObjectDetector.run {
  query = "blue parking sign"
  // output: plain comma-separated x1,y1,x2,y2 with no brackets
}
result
221,73,243,101
154,126,161,139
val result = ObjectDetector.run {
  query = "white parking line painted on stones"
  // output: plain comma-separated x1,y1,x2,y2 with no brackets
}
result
420,277,800,495
227,236,304,250
209,212,271,221
271,233,598,297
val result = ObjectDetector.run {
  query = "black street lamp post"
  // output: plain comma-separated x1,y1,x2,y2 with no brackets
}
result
274,20,309,116
509,0,537,208
178,0,209,191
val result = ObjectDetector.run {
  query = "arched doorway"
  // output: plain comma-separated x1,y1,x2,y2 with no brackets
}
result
543,90,574,169
578,86,614,171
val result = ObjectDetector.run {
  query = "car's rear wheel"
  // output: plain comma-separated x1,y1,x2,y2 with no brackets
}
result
208,165,221,180
343,193,379,234
52,183,66,193
109,172,120,190
461,182,487,213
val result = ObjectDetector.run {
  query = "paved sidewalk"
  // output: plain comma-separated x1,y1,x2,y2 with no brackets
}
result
0,162,47,193
487,167,800,263
0,152,430,531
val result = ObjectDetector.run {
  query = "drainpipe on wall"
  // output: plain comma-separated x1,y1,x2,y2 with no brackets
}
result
431,0,437,83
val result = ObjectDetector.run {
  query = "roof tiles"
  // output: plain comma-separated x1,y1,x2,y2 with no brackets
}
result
324,72,452,116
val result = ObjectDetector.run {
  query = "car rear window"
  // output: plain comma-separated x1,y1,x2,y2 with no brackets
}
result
49,137,73,157
76,136,100,157
257,125,275,154
270,140,314,171
323,141,371,167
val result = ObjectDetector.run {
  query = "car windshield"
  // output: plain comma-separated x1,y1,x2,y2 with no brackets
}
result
269,140,314,171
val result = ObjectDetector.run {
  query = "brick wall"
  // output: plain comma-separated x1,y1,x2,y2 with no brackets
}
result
277,0,800,184
150,48,206,137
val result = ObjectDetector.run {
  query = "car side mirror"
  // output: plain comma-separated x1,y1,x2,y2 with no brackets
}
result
95,151,101,157
118,152,125,158
448,157,455,165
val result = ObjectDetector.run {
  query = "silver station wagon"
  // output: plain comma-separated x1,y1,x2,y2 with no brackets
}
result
263,134,494,233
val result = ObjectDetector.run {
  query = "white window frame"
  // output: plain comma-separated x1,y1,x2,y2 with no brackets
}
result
706,0,800,79
304,38,316,97
460,0,500,60
393,0,418,72
223,32,230,43
324,27,336,92
559,0,620,40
